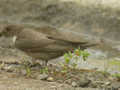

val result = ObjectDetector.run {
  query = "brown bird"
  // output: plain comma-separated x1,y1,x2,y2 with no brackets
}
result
0,25,97,66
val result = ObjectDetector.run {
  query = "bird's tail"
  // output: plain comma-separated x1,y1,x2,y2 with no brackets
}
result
48,36,98,50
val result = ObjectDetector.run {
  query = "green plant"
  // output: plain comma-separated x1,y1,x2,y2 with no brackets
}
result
60,48,90,71
100,71,110,77
40,67,49,74
109,60,120,66
108,60,120,71
22,60,32,77
25,66,31,77
112,73,120,79
0,62,5,70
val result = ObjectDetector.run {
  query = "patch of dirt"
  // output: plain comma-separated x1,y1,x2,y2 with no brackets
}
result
0,71,75,90
32,65,120,89
0,62,119,90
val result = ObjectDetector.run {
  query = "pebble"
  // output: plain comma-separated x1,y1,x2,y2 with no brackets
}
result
111,82,120,89
105,82,111,85
21,69,27,75
71,81,77,87
78,78,90,87
4,65,15,72
65,79,72,84
37,74,48,80
47,77,54,82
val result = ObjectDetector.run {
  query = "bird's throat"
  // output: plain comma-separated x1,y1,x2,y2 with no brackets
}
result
12,36,17,45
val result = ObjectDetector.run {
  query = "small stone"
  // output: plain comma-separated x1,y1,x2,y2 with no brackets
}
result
65,79,72,84
59,84,64,87
21,69,27,75
78,78,91,87
95,81,104,84
72,81,77,87
50,86,57,89
111,82,120,89
57,80,63,83
4,65,15,72
108,76,115,81
37,74,48,80
47,77,54,82
105,82,111,85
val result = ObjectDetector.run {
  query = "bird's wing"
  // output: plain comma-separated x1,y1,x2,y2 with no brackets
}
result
15,36,74,52
15,38,54,48
36,26,100,45
15,29,55,51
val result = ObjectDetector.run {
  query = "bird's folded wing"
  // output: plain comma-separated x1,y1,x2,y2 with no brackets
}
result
37,26,100,45
15,37,74,52
14,28,56,49
15,38,55,50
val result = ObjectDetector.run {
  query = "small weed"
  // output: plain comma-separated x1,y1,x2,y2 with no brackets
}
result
112,73,120,80
60,48,90,72
0,62,5,70
109,60,120,66
40,67,49,74
109,60,120,71
25,66,31,77
22,61,32,77
100,71,110,77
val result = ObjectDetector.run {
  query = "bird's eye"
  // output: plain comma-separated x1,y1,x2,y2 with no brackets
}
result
6,27,10,31
5,26,13,33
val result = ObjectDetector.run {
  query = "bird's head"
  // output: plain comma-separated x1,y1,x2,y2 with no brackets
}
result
0,25,23,37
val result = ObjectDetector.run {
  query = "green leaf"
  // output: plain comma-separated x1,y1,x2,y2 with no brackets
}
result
65,58,70,64
72,63,77,68
26,67,31,77
68,51,73,58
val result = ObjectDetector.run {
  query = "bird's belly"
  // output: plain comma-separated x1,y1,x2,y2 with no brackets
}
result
19,44,73,52
26,51,64,60
43,44,73,52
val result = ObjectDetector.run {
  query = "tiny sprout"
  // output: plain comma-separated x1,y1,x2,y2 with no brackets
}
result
26,66,31,77
64,53,71,64
62,48,90,71
40,67,49,74
82,51,90,61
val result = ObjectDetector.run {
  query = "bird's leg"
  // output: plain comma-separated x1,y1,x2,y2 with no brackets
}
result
42,60,48,68
45,60,48,66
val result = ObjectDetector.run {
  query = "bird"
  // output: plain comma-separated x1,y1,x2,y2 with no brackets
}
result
0,24,98,66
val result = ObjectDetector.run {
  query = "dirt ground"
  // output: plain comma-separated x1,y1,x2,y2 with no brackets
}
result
0,71,101,90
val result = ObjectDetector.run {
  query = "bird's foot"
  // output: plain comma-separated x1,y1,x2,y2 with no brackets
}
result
42,61,48,68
